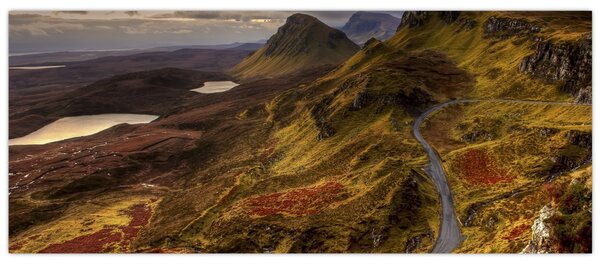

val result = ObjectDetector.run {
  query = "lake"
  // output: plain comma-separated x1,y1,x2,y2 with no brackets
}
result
190,81,239,94
9,114,158,146
9,65,67,70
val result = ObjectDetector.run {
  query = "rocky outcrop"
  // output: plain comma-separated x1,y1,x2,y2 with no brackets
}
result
457,18,477,30
547,130,591,177
522,205,556,253
566,130,592,149
397,11,462,31
484,16,542,38
519,34,591,103
361,38,386,55
397,11,432,29
351,91,370,110
439,11,461,24
311,95,336,140
404,231,434,253
575,85,592,104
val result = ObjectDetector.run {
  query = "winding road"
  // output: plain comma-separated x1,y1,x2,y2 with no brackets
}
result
412,99,591,253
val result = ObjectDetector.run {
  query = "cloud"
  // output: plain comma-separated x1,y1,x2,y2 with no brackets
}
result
157,11,289,22
172,29,193,34
124,11,138,17
10,22,85,36
118,21,198,35
53,11,88,15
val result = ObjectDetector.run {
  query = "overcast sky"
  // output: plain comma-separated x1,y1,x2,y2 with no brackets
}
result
9,11,403,54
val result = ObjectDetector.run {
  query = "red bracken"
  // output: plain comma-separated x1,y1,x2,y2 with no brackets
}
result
457,149,515,185
243,181,344,216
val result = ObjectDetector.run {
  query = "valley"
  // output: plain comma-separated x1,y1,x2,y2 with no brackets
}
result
8,11,592,254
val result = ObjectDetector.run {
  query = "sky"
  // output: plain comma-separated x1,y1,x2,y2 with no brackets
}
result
9,11,403,54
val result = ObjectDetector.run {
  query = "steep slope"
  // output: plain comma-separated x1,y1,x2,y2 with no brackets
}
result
390,11,591,103
8,11,591,254
341,12,402,44
389,11,592,252
190,11,590,253
230,13,359,81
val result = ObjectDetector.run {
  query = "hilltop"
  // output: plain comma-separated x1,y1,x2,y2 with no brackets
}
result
230,13,359,81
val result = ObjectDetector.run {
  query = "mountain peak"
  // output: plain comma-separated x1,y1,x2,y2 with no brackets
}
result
341,11,401,44
287,13,321,24
231,13,359,81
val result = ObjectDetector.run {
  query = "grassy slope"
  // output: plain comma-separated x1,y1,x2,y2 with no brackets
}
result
10,12,591,253
422,102,591,252
177,12,591,252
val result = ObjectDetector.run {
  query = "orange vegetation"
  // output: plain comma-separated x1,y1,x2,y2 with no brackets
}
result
502,224,530,240
38,203,152,253
243,181,345,216
456,149,515,185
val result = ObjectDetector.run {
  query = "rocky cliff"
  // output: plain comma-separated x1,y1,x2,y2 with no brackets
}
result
397,11,591,104
397,11,461,30
522,205,556,253
520,34,592,103
484,16,542,39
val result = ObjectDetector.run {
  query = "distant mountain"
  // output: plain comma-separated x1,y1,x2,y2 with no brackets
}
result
9,42,264,66
341,11,402,44
9,48,253,90
231,42,264,51
151,42,265,52
231,13,359,81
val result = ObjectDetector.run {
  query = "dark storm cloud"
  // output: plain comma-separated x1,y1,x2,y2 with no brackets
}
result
9,11,404,54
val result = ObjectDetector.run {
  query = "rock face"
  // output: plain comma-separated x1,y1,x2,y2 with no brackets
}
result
522,205,556,253
397,11,462,31
439,11,461,24
311,95,336,140
397,11,432,29
361,38,386,55
484,16,542,38
341,12,401,44
519,34,592,103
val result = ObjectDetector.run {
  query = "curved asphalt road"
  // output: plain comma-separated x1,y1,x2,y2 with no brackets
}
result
413,99,590,253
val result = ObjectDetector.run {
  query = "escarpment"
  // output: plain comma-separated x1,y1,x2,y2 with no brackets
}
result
519,34,592,103
483,16,542,39
397,11,462,30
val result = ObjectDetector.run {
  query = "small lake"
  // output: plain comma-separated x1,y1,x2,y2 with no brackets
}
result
9,65,67,70
9,114,158,146
190,81,239,94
